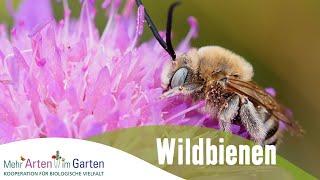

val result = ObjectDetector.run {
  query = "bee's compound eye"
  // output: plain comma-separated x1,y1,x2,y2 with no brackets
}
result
170,67,188,88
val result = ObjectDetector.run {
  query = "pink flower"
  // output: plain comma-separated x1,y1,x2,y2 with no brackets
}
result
0,0,276,144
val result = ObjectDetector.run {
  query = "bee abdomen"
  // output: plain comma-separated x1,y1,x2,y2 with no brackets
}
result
257,106,282,145
263,116,282,146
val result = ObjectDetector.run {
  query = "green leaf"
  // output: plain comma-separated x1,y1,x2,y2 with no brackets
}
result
89,126,315,180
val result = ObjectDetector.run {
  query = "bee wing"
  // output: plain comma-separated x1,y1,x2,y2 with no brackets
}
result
225,78,303,134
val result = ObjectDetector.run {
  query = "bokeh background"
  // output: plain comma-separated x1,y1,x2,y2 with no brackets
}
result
1,0,319,177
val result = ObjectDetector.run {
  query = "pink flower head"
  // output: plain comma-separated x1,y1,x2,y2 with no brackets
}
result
0,0,270,143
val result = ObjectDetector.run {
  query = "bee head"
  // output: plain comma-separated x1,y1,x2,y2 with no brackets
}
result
161,49,201,89
135,0,194,90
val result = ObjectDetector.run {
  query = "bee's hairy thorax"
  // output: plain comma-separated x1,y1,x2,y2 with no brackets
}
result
204,80,228,110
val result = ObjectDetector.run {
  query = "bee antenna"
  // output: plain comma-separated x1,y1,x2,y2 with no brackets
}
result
135,0,177,60
166,1,180,61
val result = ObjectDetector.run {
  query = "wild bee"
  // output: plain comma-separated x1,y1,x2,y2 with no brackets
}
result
135,0,302,145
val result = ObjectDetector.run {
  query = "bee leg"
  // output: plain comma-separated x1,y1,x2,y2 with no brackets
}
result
239,97,266,144
218,95,240,132
160,84,202,99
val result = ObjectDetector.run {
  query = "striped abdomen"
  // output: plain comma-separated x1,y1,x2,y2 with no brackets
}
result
257,106,282,145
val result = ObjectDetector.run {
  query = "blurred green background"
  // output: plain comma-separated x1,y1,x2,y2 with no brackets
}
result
1,0,319,177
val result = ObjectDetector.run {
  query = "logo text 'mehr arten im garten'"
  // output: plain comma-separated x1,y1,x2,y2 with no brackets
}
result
2,150,105,177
